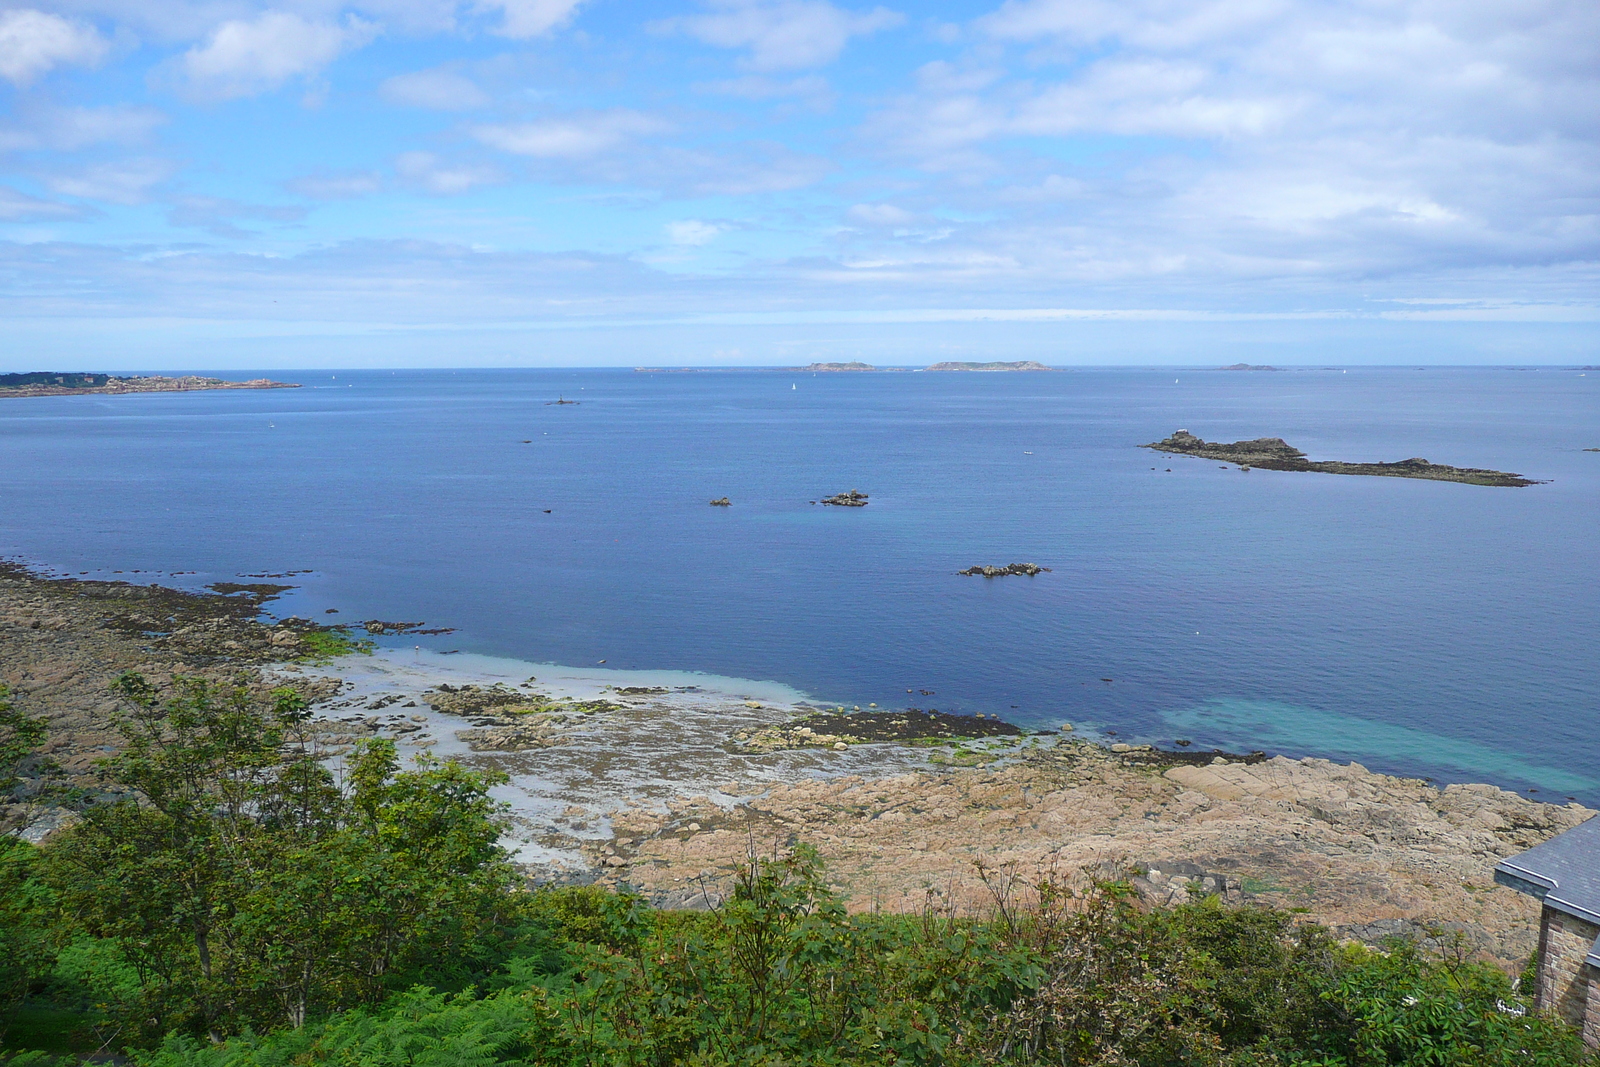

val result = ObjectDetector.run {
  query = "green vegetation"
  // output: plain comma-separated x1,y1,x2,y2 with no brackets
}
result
2,678,1596,1065
0,374,110,390
293,628,375,662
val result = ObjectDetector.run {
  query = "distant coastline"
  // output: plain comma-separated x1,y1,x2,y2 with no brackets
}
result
0,372,300,398
633,360,1056,373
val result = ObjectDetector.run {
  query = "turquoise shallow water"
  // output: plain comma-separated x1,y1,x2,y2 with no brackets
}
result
0,366,1595,802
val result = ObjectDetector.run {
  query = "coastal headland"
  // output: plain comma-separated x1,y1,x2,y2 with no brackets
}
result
0,561,1588,969
0,372,299,398
1145,429,1539,487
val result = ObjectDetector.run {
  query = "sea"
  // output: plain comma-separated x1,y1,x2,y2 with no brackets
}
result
1,366,1595,805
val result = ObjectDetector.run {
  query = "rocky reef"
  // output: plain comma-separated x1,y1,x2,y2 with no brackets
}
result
958,563,1050,577
0,562,355,823
1144,430,1538,487
0,373,298,398
709,497,731,506
820,489,869,506
925,361,1052,372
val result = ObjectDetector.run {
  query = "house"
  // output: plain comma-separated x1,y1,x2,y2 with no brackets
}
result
1495,815,1600,1047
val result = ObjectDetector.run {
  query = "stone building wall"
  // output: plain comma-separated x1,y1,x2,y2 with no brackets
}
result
1537,905,1599,1045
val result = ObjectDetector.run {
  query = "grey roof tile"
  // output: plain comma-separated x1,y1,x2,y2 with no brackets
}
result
1494,815,1600,926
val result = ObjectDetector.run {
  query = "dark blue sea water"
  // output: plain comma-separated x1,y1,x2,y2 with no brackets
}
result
2,367,1595,801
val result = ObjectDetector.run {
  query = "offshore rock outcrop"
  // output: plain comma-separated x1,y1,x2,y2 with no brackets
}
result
958,563,1050,577
1144,430,1538,487
820,490,869,506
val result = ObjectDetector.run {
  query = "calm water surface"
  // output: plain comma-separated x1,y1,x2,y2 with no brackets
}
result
2,367,1595,801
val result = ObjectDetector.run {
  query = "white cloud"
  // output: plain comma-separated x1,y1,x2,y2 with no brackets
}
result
472,111,668,158
286,170,383,199
43,158,174,204
660,0,904,71
666,219,723,245
481,0,585,38
0,105,166,152
697,73,831,101
181,11,374,100
168,194,307,237
0,184,86,220
847,203,913,226
394,151,502,194
0,9,109,85
380,67,490,110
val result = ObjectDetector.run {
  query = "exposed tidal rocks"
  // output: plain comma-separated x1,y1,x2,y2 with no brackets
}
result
424,682,621,718
0,373,298,398
421,682,622,751
730,708,1023,753
362,619,456,635
709,497,731,506
958,563,1050,577
593,741,1594,966
820,489,869,506
1144,430,1538,487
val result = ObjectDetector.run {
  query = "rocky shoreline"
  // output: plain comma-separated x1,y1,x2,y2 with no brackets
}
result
2,560,1591,969
1145,430,1538,487
0,373,300,398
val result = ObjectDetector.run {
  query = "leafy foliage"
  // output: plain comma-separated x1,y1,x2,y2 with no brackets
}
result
1,675,1595,1065
39,673,516,1043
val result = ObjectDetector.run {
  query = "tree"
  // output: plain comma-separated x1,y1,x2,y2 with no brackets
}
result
0,686,56,1018
43,673,516,1041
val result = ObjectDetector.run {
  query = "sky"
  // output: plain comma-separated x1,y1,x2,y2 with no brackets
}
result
0,0,1597,368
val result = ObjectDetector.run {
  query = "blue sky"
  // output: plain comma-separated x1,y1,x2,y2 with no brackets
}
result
1,0,1597,367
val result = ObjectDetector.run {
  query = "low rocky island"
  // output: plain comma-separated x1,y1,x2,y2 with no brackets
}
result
958,562,1050,577
0,372,299,398
1219,363,1281,371
794,361,877,371
925,360,1052,372
709,497,731,506
820,489,869,506
1144,430,1539,487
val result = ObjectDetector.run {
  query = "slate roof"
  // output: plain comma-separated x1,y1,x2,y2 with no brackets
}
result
1495,815,1600,968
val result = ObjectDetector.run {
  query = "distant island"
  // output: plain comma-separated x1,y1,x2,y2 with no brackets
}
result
925,360,1052,372
796,361,878,372
1218,363,1281,371
1144,430,1538,487
0,372,300,398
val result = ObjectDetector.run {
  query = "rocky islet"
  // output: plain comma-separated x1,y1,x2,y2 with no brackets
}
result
1144,429,1539,487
